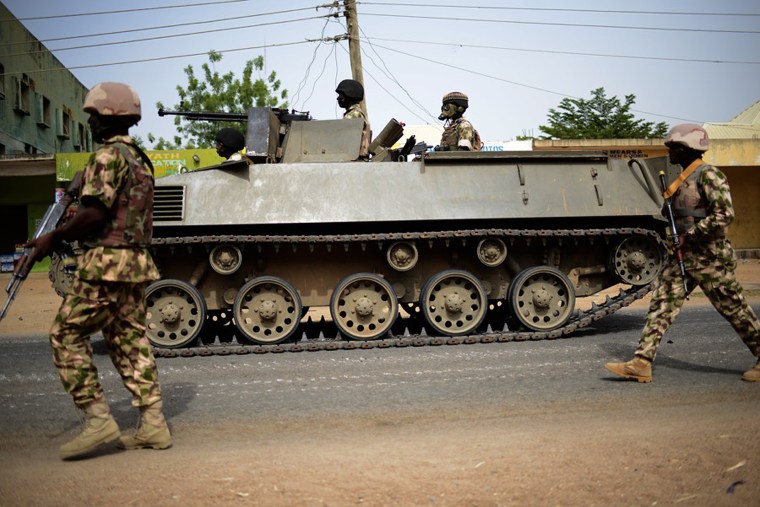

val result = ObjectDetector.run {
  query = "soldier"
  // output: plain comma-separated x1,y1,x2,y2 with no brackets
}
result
605,123,760,383
437,92,482,151
24,82,172,459
215,127,246,161
336,79,370,160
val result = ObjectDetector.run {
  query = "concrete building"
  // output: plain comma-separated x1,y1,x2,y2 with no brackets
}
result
0,3,93,268
532,103,760,254
703,100,760,252
0,3,92,156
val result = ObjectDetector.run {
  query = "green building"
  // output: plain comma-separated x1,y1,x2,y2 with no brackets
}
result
0,3,93,271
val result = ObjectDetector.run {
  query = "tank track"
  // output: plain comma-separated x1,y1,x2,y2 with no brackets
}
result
150,226,661,358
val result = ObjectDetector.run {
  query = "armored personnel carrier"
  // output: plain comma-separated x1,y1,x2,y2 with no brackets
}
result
143,107,669,355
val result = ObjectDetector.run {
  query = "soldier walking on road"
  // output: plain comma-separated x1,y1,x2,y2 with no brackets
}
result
336,79,370,160
24,82,172,459
605,123,760,383
437,92,482,152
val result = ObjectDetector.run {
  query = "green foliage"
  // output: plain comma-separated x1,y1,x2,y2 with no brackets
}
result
539,88,668,140
151,51,289,149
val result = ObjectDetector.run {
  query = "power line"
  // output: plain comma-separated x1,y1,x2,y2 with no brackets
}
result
4,16,328,57
4,1,337,21
2,6,322,46
361,12,760,34
358,29,438,123
3,39,318,77
358,2,760,17
368,42,703,124
364,37,760,65
292,11,343,110
337,43,432,125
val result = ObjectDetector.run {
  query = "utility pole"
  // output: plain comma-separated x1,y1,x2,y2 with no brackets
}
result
343,0,367,118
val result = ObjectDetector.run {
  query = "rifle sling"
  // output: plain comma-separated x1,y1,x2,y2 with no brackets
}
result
663,159,703,199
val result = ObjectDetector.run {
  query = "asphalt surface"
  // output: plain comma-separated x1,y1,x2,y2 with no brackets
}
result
2,304,759,434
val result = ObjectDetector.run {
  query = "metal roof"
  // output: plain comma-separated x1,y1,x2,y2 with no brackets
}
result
704,100,760,139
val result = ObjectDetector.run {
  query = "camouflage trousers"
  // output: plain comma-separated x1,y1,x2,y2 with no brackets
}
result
635,241,760,361
49,278,162,408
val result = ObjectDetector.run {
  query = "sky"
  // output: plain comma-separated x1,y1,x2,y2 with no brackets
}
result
3,0,759,146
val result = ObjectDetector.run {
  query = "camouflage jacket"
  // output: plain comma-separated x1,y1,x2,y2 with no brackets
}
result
440,117,482,151
674,161,735,261
78,135,160,283
343,103,370,159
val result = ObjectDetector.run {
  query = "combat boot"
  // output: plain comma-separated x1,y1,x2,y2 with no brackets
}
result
741,358,760,382
604,356,652,383
118,400,172,450
59,398,120,460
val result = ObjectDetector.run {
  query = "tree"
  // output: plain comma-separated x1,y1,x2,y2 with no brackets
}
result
538,88,668,140
150,51,289,149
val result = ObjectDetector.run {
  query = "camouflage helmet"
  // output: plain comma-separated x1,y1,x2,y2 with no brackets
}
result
83,82,141,121
442,91,468,109
664,123,709,152
215,127,246,151
335,79,364,101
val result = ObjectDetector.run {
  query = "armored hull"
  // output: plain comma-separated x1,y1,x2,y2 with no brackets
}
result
146,149,668,355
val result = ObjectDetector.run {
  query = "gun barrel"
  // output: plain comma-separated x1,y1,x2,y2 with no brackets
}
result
659,171,689,297
157,108,248,122
0,277,22,321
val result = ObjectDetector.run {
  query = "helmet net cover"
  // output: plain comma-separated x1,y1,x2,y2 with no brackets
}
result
83,82,141,120
664,123,709,152
442,91,468,109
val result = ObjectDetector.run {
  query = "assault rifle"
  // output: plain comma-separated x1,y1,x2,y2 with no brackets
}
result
658,170,689,297
0,172,83,321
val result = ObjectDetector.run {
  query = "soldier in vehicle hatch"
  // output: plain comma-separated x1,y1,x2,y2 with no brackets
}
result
215,127,246,161
336,79,370,160
437,92,482,151
605,123,760,383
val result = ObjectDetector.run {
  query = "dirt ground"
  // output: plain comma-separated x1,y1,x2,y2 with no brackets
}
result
1,261,759,506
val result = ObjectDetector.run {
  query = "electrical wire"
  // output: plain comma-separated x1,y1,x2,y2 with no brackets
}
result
297,19,344,110
3,15,328,57
357,2,760,18
291,9,343,110
337,43,432,124
5,0,336,21
361,12,760,34
4,39,316,77
1,6,323,47
364,37,760,65
368,42,703,124
358,28,438,123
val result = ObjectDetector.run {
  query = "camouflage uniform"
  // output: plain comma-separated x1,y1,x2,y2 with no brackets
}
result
343,103,370,159
49,134,161,409
634,162,760,361
439,117,482,151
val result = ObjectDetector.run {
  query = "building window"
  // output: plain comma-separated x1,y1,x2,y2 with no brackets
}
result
75,122,86,151
36,94,51,128
56,107,71,138
0,63,5,99
13,74,32,115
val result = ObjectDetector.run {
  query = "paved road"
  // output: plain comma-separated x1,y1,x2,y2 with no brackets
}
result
2,304,760,506
2,304,758,432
